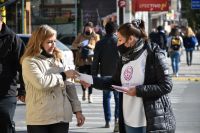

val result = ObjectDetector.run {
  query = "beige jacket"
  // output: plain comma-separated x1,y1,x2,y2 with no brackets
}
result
72,32,100,66
22,55,81,125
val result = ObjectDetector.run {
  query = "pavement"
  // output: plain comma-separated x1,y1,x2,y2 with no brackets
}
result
167,49,200,81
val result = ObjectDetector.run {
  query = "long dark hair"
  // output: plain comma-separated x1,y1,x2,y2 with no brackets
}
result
118,19,148,43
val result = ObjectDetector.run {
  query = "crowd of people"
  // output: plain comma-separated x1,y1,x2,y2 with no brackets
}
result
149,25,198,77
1,10,199,133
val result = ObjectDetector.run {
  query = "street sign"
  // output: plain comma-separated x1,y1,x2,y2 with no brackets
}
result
133,0,169,11
118,0,126,8
191,0,200,9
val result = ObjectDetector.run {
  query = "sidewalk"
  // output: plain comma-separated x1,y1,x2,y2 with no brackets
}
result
167,49,200,81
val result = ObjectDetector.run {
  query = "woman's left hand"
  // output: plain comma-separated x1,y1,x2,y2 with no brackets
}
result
124,86,137,96
75,111,85,127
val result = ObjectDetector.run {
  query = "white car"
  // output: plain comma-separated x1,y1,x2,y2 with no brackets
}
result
17,34,75,70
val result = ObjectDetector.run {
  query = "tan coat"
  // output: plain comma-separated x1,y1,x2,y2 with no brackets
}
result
72,32,100,67
22,55,81,125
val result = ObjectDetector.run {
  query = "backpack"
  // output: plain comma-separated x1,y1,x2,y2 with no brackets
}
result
190,36,198,47
171,36,181,51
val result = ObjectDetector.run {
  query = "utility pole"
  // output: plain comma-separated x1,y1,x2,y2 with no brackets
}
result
75,0,77,35
21,0,24,33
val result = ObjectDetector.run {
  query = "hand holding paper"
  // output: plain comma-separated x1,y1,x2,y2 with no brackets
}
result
111,85,129,93
81,40,89,47
112,85,137,96
79,73,93,84
75,73,93,88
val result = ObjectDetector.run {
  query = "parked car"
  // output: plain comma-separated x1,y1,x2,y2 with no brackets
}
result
17,34,75,70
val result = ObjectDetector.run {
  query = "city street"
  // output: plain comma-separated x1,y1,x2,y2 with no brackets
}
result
14,50,200,133
1,0,200,133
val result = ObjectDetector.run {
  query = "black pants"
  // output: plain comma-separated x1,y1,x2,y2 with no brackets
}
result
0,96,17,133
27,123,69,133
78,65,93,94
186,50,193,66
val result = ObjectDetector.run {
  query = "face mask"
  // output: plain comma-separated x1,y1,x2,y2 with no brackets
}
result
85,31,91,36
117,43,131,55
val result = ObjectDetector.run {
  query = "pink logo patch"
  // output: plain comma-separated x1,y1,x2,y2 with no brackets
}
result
123,66,133,81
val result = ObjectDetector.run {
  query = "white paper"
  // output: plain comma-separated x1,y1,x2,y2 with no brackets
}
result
81,40,89,47
111,85,129,93
77,73,93,84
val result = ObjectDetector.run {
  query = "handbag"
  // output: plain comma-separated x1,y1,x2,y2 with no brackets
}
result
81,46,94,59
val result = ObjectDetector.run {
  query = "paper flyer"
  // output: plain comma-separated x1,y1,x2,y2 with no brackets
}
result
76,73,93,84
111,85,129,93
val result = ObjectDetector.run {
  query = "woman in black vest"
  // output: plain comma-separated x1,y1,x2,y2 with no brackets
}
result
79,19,176,133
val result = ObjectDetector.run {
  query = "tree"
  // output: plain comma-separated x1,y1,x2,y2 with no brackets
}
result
181,0,200,30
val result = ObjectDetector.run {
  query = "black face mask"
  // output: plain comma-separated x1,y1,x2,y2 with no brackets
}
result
85,31,91,36
117,44,131,55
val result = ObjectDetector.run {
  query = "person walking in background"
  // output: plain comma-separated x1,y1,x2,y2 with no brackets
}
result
183,27,198,66
148,28,157,43
195,29,200,50
167,27,183,77
91,21,119,132
72,22,100,103
20,25,85,133
0,14,25,133
150,26,167,51
80,19,176,133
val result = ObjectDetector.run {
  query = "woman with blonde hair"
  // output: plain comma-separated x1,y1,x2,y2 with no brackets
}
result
20,25,84,133
183,27,198,66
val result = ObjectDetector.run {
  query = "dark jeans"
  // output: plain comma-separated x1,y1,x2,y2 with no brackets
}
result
27,123,69,133
78,65,92,95
125,124,146,133
103,90,119,122
0,96,17,133
186,50,193,66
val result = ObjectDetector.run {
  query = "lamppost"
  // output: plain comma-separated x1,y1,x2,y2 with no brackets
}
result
21,0,24,33
118,0,126,25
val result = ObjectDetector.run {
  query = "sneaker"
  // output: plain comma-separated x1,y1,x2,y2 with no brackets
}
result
88,95,93,103
104,122,110,128
175,73,179,77
113,122,119,132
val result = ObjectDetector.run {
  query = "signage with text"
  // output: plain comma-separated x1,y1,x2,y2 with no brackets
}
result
133,0,169,12
191,0,200,9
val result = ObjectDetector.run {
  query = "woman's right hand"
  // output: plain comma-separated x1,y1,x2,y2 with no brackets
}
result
79,80,91,88
64,70,79,79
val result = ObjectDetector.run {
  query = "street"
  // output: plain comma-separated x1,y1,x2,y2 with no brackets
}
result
15,81,200,133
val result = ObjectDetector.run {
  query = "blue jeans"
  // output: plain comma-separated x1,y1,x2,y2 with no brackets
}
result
125,124,146,133
0,96,17,133
170,51,180,74
103,90,119,122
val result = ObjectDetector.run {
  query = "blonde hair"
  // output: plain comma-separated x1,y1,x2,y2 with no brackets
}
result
20,25,62,64
185,27,195,37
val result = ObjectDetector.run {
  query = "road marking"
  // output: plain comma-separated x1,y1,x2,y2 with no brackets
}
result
172,77,200,81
